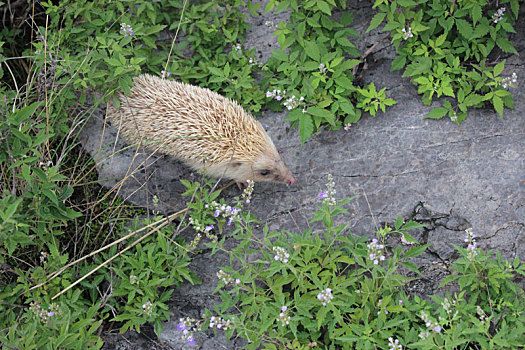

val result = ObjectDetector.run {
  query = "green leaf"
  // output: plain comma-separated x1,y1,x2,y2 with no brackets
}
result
455,19,473,39
424,107,448,119
496,38,518,55
403,244,430,259
492,95,503,117
493,60,505,77
144,24,166,35
367,12,386,33
317,1,332,15
402,57,432,77
391,55,406,71
11,101,42,124
304,41,321,61
299,114,314,144
272,49,288,61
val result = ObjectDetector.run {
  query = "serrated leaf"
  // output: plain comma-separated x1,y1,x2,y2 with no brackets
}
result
144,24,166,35
403,244,429,259
493,60,505,77
471,5,482,25
317,1,332,15
367,12,386,33
272,49,288,61
305,41,321,61
496,38,518,55
492,95,503,117
299,114,314,144
455,19,472,38
391,55,406,71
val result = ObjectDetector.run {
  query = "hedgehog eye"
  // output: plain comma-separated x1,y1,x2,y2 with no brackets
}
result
260,170,270,176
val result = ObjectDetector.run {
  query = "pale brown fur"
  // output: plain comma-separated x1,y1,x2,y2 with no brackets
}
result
107,74,295,185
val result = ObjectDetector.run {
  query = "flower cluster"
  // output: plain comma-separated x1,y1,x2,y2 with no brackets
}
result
241,180,254,204
377,298,389,316
266,89,305,111
283,95,304,110
120,23,134,37
317,288,334,306
129,274,138,285
501,72,517,89
209,316,232,330
319,173,336,206
40,251,49,264
266,89,285,101
30,301,61,323
142,301,153,316
318,63,327,74
273,246,290,263
492,7,505,24
278,306,291,326
161,70,172,79
418,311,441,339
210,202,242,226
401,27,413,40
388,337,403,350
233,43,242,53
367,238,385,265
217,269,241,286
450,111,458,122
464,228,478,261
177,317,200,346
476,306,488,324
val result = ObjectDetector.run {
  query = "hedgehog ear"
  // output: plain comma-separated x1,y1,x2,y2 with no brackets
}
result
230,161,243,168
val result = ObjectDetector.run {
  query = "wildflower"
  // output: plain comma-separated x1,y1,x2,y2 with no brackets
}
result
302,108,307,114
178,317,200,345
464,228,478,261
419,311,441,339
344,123,352,131
241,180,254,204
187,335,195,345
367,238,385,265
161,70,171,79
209,316,232,330
40,251,49,264
273,246,290,263
377,298,389,315
492,7,505,24
450,111,458,122
476,306,488,323
278,306,291,326
283,95,304,110
233,43,242,52
501,72,517,89
388,337,403,350
217,269,235,285
205,225,214,232
142,301,153,316
401,27,413,40
319,63,327,74
317,288,334,306
130,274,138,285
320,174,336,206
120,23,134,37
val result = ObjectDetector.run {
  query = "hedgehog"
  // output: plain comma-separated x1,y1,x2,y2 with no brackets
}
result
107,74,295,187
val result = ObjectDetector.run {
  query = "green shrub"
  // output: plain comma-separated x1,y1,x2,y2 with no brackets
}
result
369,0,521,122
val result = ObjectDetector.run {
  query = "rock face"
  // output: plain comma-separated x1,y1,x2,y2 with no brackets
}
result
85,3,525,349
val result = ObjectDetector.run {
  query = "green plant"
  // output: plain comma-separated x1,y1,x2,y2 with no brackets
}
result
368,0,521,123
167,175,525,349
263,0,397,143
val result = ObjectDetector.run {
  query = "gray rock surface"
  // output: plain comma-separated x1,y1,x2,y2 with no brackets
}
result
91,2,525,349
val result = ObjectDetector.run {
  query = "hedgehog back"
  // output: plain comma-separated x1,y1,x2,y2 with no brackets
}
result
109,74,273,169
